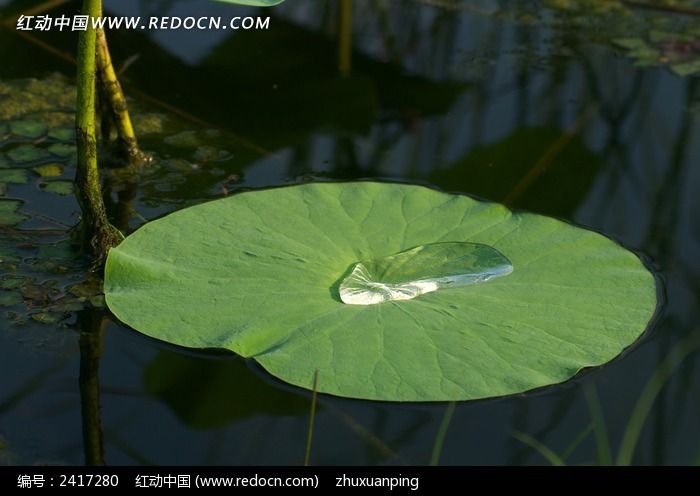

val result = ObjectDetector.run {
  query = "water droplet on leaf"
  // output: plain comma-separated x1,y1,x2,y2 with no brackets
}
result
339,242,513,305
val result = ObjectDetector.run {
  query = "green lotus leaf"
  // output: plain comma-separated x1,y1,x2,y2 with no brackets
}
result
105,182,658,402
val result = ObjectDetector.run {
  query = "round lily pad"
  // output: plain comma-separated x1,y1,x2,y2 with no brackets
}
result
47,143,76,159
0,169,29,184
0,290,22,307
9,120,47,139
34,164,64,178
41,180,73,196
7,145,51,164
105,182,658,402
0,199,29,226
47,127,76,142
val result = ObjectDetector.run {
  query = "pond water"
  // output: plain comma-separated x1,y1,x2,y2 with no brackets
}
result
0,0,699,465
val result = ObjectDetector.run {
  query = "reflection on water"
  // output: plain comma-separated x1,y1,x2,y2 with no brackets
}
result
0,0,698,465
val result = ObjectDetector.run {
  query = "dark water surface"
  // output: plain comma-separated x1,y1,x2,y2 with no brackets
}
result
0,0,699,465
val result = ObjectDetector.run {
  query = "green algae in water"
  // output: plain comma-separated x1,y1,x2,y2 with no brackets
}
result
339,242,512,305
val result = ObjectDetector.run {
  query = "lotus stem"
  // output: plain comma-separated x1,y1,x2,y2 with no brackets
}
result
75,0,122,262
79,308,106,466
95,6,147,166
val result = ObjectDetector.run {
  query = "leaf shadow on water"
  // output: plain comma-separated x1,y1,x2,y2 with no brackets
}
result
143,350,312,430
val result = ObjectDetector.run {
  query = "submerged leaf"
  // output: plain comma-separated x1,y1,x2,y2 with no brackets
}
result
105,182,658,402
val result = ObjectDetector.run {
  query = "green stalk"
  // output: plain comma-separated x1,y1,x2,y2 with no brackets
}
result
75,0,122,262
430,401,456,466
560,424,593,461
96,25,147,165
512,431,566,466
304,369,319,466
616,332,700,466
583,384,613,466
